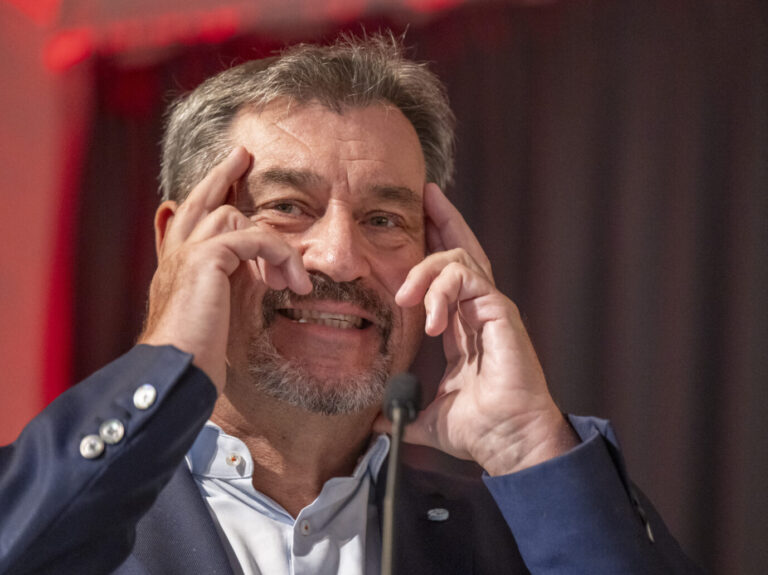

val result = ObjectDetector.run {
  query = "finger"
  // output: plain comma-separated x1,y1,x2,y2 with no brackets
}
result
257,258,290,291
166,147,251,246
396,248,489,308
421,262,495,336
425,214,446,253
440,313,465,369
185,146,251,212
210,227,312,294
185,205,253,243
371,410,436,446
423,183,494,283
372,394,458,454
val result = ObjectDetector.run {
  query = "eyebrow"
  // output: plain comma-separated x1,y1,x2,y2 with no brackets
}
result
245,168,326,194
237,167,422,211
369,184,422,211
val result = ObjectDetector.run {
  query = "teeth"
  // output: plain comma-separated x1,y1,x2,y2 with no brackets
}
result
281,308,365,329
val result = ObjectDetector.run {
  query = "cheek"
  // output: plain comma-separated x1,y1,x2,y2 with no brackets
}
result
374,249,424,320
402,304,426,339
388,256,426,351
374,247,424,294
390,303,426,372
228,263,267,337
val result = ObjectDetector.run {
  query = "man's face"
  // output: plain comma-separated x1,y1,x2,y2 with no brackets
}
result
227,100,427,414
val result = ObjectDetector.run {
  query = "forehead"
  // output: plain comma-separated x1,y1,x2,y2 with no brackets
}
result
229,100,426,194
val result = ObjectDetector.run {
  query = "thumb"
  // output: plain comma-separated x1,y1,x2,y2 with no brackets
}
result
372,409,436,450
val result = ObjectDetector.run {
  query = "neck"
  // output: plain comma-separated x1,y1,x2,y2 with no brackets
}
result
211,389,379,518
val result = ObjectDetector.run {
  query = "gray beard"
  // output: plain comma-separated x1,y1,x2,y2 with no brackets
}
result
246,329,391,415
245,273,394,415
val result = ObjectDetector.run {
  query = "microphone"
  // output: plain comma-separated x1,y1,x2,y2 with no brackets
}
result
381,373,421,575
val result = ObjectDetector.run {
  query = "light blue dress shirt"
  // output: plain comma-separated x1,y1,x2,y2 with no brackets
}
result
186,422,390,575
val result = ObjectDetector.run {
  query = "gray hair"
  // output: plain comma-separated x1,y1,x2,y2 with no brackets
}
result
160,33,456,202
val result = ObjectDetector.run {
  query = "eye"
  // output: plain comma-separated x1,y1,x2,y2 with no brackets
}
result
367,213,400,228
265,201,305,216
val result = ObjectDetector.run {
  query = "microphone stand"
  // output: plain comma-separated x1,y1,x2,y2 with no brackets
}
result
380,373,420,575
381,404,404,575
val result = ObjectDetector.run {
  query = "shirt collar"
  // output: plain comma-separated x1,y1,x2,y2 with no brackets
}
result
186,421,390,482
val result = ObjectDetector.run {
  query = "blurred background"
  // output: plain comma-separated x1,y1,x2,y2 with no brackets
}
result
1,0,766,572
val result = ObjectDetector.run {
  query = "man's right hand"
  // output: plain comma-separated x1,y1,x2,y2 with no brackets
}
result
138,146,312,394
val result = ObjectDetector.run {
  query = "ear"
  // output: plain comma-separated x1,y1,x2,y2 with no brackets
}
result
154,200,178,257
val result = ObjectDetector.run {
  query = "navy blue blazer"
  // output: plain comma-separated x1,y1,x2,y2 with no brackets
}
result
0,345,701,574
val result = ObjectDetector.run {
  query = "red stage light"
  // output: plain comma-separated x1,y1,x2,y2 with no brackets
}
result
5,0,61,26
324,0,367,23
406,0,464,14
43,28,93,72
195,7,240,44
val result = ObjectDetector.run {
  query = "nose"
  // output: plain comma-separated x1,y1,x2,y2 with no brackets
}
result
299,205,371,283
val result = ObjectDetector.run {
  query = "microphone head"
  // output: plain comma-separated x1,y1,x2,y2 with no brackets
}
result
383,373,421,424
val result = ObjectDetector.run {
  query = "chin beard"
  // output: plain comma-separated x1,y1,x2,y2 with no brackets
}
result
243,273,395,415
245,329,391,415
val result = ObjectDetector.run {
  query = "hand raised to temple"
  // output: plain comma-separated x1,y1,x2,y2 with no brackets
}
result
375,183,578,475
139,147,311,394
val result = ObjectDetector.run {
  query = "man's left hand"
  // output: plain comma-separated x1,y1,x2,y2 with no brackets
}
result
374,183,578,476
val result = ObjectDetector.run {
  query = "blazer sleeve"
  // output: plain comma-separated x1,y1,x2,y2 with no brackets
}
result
482,415,704,574
0,344,217,575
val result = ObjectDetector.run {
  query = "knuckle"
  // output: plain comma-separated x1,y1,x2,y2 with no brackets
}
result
211,204,243,225
443,261,467,279
443,259,462,272
506,299,522,319
448,258,470,272
446,247,484,271
447,247,469,261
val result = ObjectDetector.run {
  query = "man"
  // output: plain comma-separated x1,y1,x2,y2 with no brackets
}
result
0,34,700,574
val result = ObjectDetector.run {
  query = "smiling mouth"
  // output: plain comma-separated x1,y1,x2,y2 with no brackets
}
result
278,308,372,330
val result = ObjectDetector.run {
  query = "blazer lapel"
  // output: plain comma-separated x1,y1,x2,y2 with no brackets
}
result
375,459,473,575
130,464,234,575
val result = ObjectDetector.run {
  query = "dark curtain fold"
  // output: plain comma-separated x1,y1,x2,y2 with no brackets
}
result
73,1,768,573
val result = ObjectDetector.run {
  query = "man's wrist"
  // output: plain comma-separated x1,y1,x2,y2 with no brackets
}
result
479,411,580,476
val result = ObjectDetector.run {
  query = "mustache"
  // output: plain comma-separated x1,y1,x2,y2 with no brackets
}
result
261,273,394,336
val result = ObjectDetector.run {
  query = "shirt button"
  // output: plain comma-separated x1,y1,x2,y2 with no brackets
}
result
99,419,125,445
79,434,105,459
133,384,157,410
299,519,311,535
427,507,450,522
225,453,243,467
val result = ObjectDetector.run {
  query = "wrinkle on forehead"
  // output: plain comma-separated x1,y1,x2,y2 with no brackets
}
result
233,115,315,159
271,121,372,162
231,99,426,201
236,99,414,149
